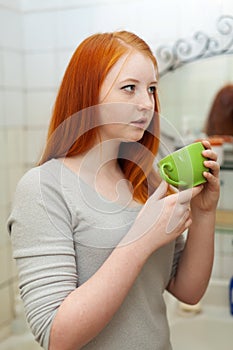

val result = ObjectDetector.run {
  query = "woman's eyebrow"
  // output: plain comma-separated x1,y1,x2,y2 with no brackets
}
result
119,78,158,84
119,78,139,84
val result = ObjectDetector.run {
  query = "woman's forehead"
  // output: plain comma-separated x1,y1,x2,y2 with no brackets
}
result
105,51,157,85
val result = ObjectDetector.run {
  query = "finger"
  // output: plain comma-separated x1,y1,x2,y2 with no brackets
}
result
177,185,203,204
152,180,169,200
204,160,220,176
202,148,218,161
203,170,220,185
191,185,204,198
182,207,191,220
201,139,211,150
184,217,192,229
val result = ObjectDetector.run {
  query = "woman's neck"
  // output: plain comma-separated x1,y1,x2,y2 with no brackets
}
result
79,139,121,175
60,140,140,206
63,139,123,180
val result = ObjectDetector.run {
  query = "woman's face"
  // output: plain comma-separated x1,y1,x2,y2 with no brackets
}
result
98,51,157,143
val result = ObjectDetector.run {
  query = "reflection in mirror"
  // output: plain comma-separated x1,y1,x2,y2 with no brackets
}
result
204,84,233,137
158,55,233,140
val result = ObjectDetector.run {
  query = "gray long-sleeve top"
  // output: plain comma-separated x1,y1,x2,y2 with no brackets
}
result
7,159,185,350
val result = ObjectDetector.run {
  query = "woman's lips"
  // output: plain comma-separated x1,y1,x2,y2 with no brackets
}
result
130,117,148,129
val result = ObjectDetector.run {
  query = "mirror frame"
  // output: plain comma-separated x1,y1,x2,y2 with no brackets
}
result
156,15,233,77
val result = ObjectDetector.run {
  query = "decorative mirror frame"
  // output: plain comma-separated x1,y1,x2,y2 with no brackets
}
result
156,15,233,77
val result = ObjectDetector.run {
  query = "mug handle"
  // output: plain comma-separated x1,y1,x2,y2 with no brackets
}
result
159,163,187,187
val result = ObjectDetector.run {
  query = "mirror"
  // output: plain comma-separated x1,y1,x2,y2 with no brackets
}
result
158,55,233,137
156,15,233,145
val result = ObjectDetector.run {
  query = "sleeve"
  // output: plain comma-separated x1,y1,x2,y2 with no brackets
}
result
7,167,78,350
169,233,186,280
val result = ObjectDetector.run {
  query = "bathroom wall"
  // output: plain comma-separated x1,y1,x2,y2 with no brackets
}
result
0,0,233,341
0,0,24,340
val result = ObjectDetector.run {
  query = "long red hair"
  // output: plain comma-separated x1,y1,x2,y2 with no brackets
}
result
38,31,161,203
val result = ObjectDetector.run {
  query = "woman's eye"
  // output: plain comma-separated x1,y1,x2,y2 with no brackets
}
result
121,85,135,93
148,86,156,94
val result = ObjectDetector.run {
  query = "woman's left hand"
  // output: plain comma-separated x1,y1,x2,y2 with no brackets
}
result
191,140,220,213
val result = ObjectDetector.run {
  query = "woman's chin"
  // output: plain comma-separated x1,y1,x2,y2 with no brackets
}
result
123,131,145,143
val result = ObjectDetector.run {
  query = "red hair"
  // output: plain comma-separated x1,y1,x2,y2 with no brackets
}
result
38,31,161,203
205,84,233,136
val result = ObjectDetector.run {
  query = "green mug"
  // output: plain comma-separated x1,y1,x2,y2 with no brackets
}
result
157,142,209,189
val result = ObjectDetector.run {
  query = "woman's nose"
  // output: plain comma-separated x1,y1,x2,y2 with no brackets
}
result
137,91,154,111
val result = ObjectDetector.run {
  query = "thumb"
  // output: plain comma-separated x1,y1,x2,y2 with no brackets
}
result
191,184,204,198
178,184,204,204
152,180,169,201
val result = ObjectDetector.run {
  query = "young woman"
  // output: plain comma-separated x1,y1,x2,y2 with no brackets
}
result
8,31,220,350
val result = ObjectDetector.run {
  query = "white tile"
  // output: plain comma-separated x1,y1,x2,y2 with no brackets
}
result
0,245,9,284
55,50,73,85
21,0,127,11
0,0,21,10
216,255,225,279
222,255,233,279
87,3,135,36
21,0,63,11
0,127,7,165
222,233,233,255
0,285,13,327
0,9,22,49
4,90,25,126
25,52,56,89
7,243,18,279
219,171,233,210
12,278,20,299
26,90,56,127
2,50,24,88
202,278,229,308
218,171,225,209
6,127,25,165
25,128,47,164
0,324,11,343
178,0,222,38
222,0,233,13
0,205,10,246
57,7,92,49
8,165,25,204
0,166,8,206
211,254,221,279
97,1,178,41
0,49,4,86
214,232,222,255
0,90,5,126
23,11,58,50
28,0,139,11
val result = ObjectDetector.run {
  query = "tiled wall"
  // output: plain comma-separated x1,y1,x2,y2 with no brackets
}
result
0,0,233,341
213,169,233,279
0,0,24,339
214,231,233,279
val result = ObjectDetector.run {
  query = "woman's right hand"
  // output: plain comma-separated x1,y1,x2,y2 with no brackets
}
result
123,181,203,257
